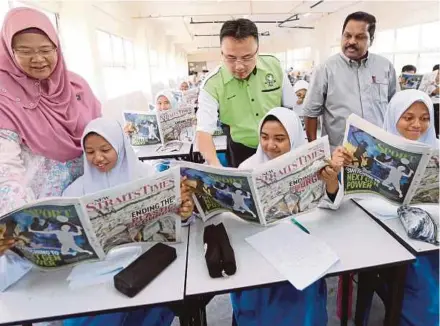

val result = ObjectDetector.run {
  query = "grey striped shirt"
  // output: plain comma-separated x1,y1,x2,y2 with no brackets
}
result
303,52,398,148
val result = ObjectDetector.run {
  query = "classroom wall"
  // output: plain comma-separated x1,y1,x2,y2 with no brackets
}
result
186,1,439,66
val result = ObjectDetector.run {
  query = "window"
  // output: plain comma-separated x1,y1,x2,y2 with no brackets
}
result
421,21,440,50
419,52,440,74
96,30,137,99
395,25,420,52
330,46,340,56
370,30,394,54
394,53,418,74
287,47,312,71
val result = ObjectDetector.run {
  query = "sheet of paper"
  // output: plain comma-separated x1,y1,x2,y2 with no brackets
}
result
245,222,339,291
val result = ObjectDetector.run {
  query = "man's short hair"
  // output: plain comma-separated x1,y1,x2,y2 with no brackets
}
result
433,64,439,71
402,65,417,73
342,11,377,43
220,19,259,44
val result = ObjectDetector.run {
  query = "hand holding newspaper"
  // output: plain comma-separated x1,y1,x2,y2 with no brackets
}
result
0,167,181,270
342,114,438,205
179,137,332,224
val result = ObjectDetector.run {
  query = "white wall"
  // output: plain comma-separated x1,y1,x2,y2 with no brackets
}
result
186,1,439,67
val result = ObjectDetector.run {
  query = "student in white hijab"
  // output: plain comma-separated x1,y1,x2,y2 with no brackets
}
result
356,89,439,326
232,107,344,326
62,118,194,326
240,107,343,208
155,89,178,111
292,80,309,117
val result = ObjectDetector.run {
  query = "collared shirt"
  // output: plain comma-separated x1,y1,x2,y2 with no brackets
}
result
303,52,398,149
196,55,296,148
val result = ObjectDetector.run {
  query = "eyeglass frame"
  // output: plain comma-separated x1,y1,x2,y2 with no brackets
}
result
221,47,259,65
12,47,57,59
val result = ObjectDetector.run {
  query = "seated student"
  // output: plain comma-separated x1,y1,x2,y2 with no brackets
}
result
419,64,439,137
292,80,309,118
63,117,194,326
234,107,344,326
155,90,178,112
179,81,189,92
336,90,439,326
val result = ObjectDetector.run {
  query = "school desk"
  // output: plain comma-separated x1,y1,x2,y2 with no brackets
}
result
0,228,189,326
184,199,415,326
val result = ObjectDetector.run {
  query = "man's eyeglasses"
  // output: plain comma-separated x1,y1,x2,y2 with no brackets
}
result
222,48,258,65
13,48,57,59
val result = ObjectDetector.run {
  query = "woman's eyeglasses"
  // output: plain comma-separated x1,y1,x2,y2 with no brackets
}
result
13,48,56,59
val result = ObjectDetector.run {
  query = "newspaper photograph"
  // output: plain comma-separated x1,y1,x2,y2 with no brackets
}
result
158,104,196,144
180,88,199,106
400,73,423,90
179,162,259,223
342,114,432,205
0,200,100,269
410,150,439,205
123,111,162,146
80,167,181,254
253,137,331,224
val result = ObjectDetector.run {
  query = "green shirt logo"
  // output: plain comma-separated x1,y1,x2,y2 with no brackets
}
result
265,73,276,87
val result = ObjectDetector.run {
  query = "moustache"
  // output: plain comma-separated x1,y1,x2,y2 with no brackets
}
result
345,45,358,51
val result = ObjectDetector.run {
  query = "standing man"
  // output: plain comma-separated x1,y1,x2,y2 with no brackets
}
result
303,11,398,149
196,19,295,167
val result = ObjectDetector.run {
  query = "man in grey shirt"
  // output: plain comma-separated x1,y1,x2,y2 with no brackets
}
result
304,11,398,149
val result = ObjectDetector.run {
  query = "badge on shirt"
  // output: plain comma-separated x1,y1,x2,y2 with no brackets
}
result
265,73,276,87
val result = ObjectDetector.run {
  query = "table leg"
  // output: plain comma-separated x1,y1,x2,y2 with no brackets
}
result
355,271,376,326
384,264,408,326
340,273,350,326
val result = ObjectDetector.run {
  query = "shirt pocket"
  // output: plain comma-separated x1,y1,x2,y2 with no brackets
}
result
371,77,389,104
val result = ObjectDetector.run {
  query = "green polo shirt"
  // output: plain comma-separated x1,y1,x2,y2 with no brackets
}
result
202,55,284,148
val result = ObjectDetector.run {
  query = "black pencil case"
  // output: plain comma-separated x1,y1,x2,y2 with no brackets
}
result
216,223,236,276
114,243,177,297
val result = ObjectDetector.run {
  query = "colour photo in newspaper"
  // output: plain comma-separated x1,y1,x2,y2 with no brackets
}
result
0,201,100,269
179,162,259,223
123,111,162,146
253,137,330,224
410,150,439,204
81,168,181,254
158,105,196,144
400,73,423,90
343,114,431,205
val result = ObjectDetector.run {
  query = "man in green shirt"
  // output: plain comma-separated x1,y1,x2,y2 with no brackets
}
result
196,19,295,167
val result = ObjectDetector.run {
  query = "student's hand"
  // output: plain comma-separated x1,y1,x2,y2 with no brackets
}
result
0,238,15,256
179,196,194,221
432,87,439,96
319,163,339,195
332,146,354,166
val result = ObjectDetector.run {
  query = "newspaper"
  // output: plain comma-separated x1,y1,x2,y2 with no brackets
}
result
342,114,433,205
158,104,196,144
0,168,181,270
123,111,162,146
179,137,331,225
180,88,199,106
410,150,439,205
400,73,423,90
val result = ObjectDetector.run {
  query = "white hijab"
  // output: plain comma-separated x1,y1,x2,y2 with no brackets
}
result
293,80,309,93
155,89,178,111
240,107,307,169
383,89,438,147
63,118,153,197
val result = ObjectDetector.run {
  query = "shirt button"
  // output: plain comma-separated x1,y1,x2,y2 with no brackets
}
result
256,113,259,116
29,102,35,107
251,99,255,102
15,98,20,102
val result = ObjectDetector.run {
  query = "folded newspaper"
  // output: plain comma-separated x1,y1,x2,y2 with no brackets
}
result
400,73,424,90
0,167,181,270
342,114,437,205
123,111,162,146
180,137,331,225
158,103,196,144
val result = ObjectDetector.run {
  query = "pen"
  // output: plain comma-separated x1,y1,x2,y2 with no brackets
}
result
291,218,310,234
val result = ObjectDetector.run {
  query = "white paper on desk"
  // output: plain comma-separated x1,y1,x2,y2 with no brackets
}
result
67,245,142,289
245,223,339,291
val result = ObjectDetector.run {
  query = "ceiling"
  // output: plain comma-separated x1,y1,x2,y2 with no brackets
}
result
130,0,362,53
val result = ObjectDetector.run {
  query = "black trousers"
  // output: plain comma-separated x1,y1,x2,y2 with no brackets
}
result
222,125,256,168
434,103,439,138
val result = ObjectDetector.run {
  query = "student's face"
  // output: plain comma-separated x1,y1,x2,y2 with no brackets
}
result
157,95,171,111
296,89,307,104
260,120,291,160
341,20,371,60
221,36,258,80
84,134,118,173
396,102,431,141
12,32,58,80
180,82,189,91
